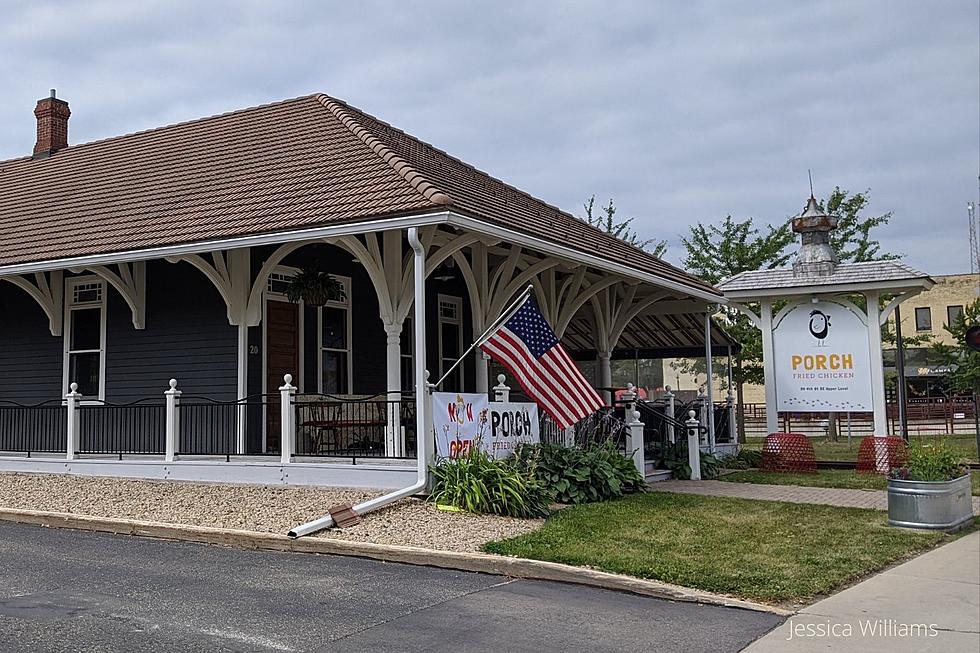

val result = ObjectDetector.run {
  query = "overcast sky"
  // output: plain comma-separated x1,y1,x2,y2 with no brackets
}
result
2,1,977,274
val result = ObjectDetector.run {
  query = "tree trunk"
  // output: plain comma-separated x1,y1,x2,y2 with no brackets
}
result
827,412,839,442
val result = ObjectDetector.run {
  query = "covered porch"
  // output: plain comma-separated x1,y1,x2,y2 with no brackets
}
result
0,92,728,486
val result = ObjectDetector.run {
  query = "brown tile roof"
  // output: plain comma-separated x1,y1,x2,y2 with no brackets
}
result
0,93,718,296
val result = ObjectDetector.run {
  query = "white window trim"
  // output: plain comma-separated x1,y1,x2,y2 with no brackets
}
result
317,274,353,394
437,294,463,390
400,316,414,391
63,275,107,402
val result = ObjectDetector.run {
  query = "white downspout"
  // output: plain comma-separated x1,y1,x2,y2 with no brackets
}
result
288,227,431,538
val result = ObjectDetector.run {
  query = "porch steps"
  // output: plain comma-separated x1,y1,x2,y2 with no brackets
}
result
644,467,673,483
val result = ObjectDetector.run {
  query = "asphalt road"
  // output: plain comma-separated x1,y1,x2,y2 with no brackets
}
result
0,522,781,652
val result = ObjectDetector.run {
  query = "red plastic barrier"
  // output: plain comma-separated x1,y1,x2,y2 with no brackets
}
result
761,432,817,473
856,436,908,475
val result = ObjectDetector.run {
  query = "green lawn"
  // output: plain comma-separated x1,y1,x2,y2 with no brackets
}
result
484,492,956,605
720,469,980,495
743,434,979,463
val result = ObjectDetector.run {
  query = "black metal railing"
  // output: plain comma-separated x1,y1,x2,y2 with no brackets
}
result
294,392,417,459
178,394,280,459
538,406,630,451
77,399,166,457
0,400,67,455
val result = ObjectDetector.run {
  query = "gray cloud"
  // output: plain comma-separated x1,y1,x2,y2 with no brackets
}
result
1,0,976,273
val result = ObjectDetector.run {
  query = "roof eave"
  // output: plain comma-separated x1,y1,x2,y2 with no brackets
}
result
722,275,935,299
445,211,725,304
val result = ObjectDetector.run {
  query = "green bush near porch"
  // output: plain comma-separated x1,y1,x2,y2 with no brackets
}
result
484,492,960,604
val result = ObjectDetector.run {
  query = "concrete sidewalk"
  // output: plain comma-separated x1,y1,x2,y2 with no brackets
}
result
745,531,980,652
650,479,980,512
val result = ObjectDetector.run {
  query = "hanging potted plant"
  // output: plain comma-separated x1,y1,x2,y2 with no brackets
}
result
887,441,973,531
284,268,345,307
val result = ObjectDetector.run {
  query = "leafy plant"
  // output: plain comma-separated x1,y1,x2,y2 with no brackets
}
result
655,441,722,480
429,448,552,518
516,441,646,504
581,195,668,257
889,441,969,483
721,448,764,470
284,268,345,306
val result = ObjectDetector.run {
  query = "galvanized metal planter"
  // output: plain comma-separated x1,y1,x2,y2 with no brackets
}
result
887,474,974,531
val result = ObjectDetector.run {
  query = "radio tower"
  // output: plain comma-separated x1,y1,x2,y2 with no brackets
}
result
971,175,980,295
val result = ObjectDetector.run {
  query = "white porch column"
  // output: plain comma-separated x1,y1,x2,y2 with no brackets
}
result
236,323,248,454
664,385,676,443
65,383,81,461
384,322,404,457
164,378,181,462
760,299,779,434
493,374,511,402
279,374,296,465
686,410,701,481
865,291,887,434
475,352,490,394
703,312,716,453
598,351,612,405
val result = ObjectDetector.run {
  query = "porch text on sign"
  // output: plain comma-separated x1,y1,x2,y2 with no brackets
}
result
432,392,539,459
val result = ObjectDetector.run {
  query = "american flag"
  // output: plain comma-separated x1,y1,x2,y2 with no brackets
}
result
479,297,604,429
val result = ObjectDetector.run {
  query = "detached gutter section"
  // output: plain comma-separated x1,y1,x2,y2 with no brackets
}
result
288,227,432,538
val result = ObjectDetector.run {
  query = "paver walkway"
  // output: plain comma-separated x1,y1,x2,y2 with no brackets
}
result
649,479,980,512
744,530,980,652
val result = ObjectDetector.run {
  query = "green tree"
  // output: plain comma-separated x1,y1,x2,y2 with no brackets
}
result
678,188,904,440
931,299,980,394
823,187,898,263
678,216,795,439
581,195,668,257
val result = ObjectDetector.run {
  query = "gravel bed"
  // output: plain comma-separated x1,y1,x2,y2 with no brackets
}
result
0,473,542,552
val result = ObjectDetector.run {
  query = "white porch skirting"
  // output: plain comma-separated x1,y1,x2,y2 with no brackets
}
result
0,455,417,489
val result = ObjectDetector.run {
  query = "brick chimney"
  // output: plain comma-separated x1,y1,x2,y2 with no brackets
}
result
33,89,70,157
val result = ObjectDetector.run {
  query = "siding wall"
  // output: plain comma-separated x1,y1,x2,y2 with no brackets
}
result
105,261,238,402
0,282,63,402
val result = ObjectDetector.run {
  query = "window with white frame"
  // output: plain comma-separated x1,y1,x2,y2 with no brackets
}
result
319,276,352,394
438,295,463,390
400,317,414,392
64,277,107,399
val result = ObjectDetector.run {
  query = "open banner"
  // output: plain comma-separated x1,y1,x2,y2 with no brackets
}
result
432,392,540,459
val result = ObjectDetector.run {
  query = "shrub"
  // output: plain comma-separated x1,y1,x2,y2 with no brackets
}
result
516,441,646,504
430,448,552,518
889,441,969,483
721,448,763,470
655,440,722,480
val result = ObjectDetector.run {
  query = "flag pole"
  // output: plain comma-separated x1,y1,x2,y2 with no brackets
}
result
432,284,534,389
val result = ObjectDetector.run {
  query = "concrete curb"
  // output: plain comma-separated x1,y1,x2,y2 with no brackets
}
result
0,507,792,617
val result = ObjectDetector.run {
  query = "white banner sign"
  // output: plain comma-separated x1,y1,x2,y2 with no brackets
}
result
432,393,539,459
488,402,540,459
433,392,491,459
773,301,872,412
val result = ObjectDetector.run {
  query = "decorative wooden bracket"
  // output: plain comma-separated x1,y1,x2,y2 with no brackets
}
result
79,262,147,330
2,271,64,336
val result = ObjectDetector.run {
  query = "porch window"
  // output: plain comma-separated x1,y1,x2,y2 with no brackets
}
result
64,278,106,399
438,294,463,390
319,276,351,394
400,317,414,392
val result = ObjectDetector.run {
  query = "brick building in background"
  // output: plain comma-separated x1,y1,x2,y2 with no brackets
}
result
884,272,978,398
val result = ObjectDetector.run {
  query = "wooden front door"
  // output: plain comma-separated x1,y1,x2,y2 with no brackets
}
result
266,300,299,451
